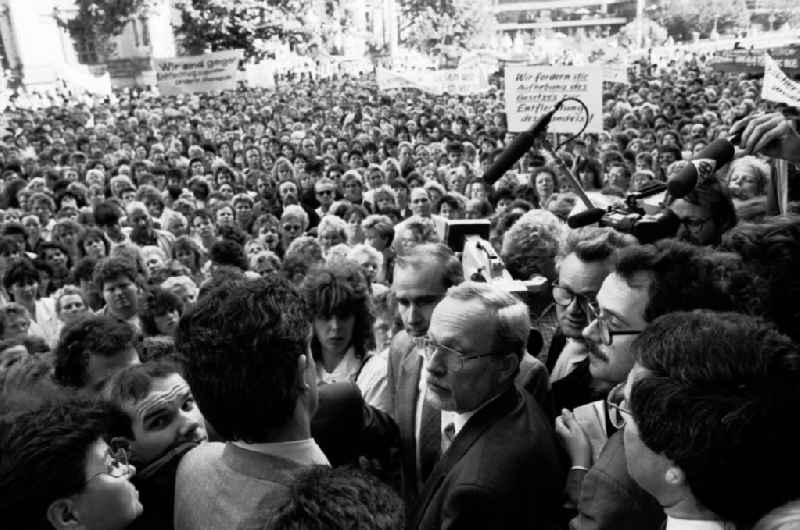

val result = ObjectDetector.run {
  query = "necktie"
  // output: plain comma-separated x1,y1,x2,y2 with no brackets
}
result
442,422,456,454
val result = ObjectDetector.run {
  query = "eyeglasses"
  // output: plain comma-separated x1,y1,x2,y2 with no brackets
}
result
606,382,632,429
416,336,498,373
84,438,132,486
679,217,710,232
586,301,642,346
552,286,596,312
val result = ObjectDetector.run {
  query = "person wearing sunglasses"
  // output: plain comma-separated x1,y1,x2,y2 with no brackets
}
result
555,240,746,530
0,399,142,529
313,177,337,217
410,281,563,530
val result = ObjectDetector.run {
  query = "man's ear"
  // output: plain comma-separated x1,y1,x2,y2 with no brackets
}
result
497,353,520,383
46,498,80,529
297,353,313,392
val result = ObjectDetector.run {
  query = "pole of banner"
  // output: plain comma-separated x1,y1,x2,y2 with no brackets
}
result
776,159,789,215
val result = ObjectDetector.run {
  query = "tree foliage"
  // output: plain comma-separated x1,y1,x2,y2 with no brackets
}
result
755,0,800,29
65,0,155,60
172,0,315,61
399,0,496,54
651,0,750,40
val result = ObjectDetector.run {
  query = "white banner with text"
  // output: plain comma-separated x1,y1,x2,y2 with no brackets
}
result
504,65,602,134
155,50,243,95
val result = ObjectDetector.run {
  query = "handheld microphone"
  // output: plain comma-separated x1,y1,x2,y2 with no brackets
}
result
482,108,557,185
567,207,606,229
667,139,735,198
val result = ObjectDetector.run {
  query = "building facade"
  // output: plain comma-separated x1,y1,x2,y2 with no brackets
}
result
494,0,638,41
0,0,175,89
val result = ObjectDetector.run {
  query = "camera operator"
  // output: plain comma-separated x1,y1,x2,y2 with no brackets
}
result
668,174,737,246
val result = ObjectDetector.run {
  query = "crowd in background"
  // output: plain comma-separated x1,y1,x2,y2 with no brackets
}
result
0,50,799,530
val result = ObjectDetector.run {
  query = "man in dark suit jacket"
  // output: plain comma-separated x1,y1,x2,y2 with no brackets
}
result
409,281,565,529
388,243,552,515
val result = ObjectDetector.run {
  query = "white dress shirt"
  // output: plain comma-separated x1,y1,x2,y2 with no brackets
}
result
665,517,734,530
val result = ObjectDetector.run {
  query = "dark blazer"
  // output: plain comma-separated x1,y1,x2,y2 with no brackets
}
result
410,387,565,530
312,381,399,467
387,331,551,512
570,430,664,530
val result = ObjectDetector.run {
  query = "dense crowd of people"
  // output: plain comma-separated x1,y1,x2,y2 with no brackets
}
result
1,50,800,530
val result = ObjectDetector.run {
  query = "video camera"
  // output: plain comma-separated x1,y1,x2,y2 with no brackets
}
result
594,182,681,244
445,219,550,304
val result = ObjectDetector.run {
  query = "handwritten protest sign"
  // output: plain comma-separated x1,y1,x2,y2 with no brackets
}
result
761,53,800,107
154,50,243,95
504,65,602,134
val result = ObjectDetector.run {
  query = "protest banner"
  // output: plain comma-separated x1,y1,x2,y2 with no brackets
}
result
504,65,602,134
154,50,243,95
603,62,629,84
245,61,276,89
377,67,488,96
61,65,112,97
709,44,800,75
761,53,800,107
437,67,489,96
376,67,419,91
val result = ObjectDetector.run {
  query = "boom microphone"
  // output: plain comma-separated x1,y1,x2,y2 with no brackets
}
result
482,108,557,185
667,139,735,198
567,207,606,229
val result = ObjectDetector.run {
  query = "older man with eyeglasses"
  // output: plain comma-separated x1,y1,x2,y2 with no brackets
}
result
409,280,564,530
554,239,746,530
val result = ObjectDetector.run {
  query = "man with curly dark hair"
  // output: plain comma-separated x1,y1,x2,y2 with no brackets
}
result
53,314,140,393
253,467,405,530
173,276,327,530
623,311,800,528
93,256,143,331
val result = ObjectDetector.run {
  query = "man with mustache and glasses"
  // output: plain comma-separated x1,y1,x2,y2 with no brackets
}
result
104,361,208,530
548,227,637,414
556,240,745,530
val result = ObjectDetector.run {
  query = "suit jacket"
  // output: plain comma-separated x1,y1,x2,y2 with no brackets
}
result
570,430,665,530
387,331,551,511
312,381,399,467
411,387,565,530
173,442,303,530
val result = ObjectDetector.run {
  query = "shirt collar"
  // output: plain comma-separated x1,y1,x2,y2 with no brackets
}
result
665,516,732,530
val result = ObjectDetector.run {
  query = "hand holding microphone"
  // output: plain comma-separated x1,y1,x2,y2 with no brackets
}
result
666,138,736,198
729,112,800,164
